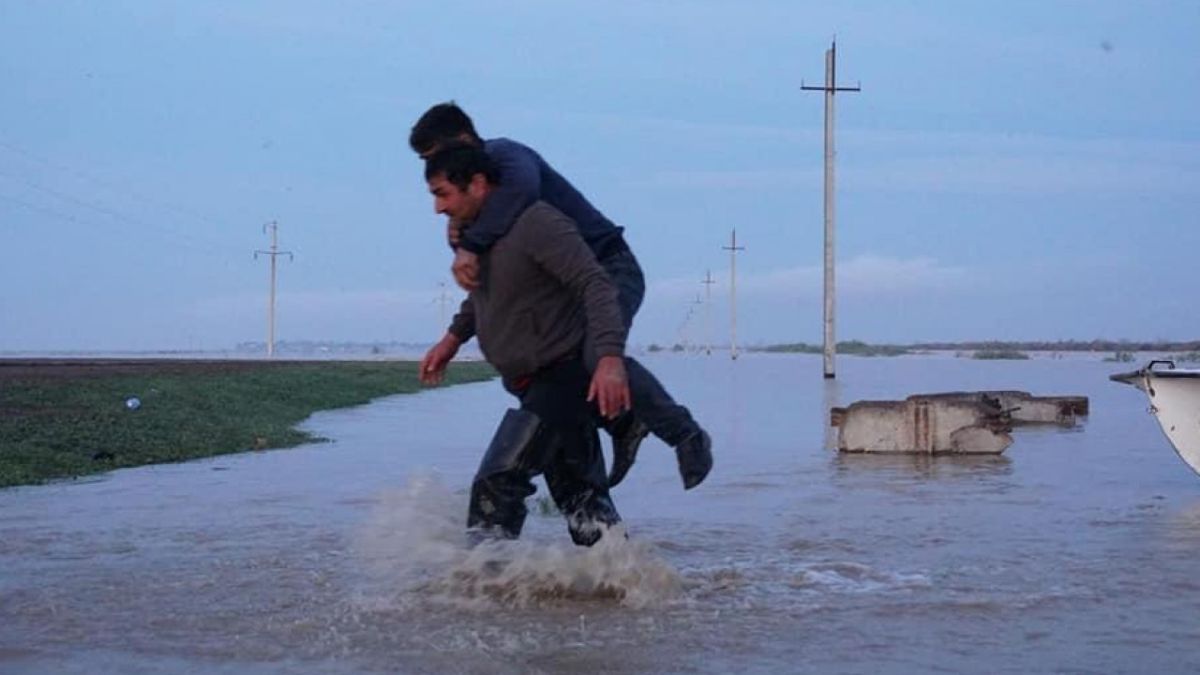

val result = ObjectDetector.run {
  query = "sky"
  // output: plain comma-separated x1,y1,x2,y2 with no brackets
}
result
1,1,1197,352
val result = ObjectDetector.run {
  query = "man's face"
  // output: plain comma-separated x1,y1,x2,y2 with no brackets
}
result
428,173,487,222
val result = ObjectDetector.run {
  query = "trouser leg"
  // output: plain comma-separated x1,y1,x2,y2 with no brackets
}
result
587,248,701,447
544,424,621,546
520,359,621,546
622,356,699,446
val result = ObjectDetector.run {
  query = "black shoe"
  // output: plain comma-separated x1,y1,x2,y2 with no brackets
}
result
675,429,712,490
607,415,650,489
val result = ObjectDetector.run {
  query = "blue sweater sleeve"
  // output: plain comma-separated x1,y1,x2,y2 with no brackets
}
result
458,140,540,254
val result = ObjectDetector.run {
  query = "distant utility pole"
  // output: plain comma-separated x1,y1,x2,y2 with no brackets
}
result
802,39,860,380
723,229,745,360
685,295,704,352
254,221,293,358
702,269,716,356
677,302,695,352
434,281,450,330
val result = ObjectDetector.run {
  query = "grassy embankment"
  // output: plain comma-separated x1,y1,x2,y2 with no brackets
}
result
0,360,495,488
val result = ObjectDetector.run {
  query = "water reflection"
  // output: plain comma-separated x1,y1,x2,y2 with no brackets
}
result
821,377,842,451
832,452,1014,481
1162,498,1200,551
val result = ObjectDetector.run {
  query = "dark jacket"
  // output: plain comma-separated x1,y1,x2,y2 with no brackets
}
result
448,201,625,381
456,138,626,260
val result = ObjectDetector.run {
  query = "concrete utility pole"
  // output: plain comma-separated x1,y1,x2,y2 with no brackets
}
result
723,229,745,360
434,281,450,330
254,221,293,358
702,269,716,356
802,39,860,379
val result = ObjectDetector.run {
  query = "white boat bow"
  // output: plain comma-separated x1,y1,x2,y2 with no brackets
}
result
1111,360,1200,477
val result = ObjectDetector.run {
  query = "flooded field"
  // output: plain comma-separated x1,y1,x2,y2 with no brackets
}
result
3,353,1199,674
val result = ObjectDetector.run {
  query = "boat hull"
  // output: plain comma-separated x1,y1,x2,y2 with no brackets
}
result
1112,362,1200,477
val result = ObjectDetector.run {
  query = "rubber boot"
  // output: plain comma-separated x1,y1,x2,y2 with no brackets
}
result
467,408,544,539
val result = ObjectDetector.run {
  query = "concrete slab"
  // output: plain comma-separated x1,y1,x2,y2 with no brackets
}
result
830,391,1088,454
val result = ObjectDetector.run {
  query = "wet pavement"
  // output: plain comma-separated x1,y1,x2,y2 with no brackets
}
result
3,353,1199,674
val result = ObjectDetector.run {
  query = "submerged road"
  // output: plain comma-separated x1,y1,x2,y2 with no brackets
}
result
2,353,1198,674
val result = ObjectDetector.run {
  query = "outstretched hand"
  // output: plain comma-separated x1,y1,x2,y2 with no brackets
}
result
588,355,631,419
419,333,462,386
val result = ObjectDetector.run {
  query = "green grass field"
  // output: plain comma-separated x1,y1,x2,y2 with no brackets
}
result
0,360,495,488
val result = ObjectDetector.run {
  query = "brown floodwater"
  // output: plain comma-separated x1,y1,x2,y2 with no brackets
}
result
2,353,1198,674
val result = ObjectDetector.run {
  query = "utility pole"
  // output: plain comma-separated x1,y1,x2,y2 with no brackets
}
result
802,39,860,379
434,281,450,330
723,229,745,360
683,295,704,353
677,304,694,352
701,269,716,356
254,221,293,358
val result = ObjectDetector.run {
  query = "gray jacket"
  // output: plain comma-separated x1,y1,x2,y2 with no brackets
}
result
447,201,625,381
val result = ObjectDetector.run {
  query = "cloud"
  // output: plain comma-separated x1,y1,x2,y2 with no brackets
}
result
629,127,1200,196
649,254,971,302
844,155,1200,196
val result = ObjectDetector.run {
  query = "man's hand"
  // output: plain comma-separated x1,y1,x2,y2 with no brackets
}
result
587,355,631,420
419,333,462,385
451,248,480,291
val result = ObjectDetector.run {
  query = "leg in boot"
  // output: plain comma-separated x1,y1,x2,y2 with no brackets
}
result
625,357,714,489
467,408,546,539
588,248,706,488
468,472,537,540
674,429,713,490
606,411,650,489
545,426,622,547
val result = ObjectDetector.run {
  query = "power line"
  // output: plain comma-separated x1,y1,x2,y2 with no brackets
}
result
0,138,237,234
0,169,232,256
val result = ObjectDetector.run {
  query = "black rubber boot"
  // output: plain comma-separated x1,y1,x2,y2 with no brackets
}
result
561,490,622,546
466,409,544,538
675,429,713,490
544,424,622,547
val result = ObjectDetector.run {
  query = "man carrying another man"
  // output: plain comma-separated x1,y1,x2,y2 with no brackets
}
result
418,144,626,545
412,102,712,491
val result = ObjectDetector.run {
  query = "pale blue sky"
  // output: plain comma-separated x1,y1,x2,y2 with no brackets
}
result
2,1,1197,351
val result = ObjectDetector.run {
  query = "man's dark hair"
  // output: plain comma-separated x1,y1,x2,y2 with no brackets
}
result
423,142,497,190
409,102,481,155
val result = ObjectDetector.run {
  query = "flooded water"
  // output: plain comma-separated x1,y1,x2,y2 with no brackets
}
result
3,353,1200,674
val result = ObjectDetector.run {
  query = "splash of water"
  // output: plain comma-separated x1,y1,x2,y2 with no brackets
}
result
790,561,932,594
353,474,682,610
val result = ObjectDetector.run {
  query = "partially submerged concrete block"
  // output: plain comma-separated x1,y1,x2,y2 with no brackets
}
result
985,391,1087,425
917,391,1088,426
830,390,1089,454
832,396,1012,454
